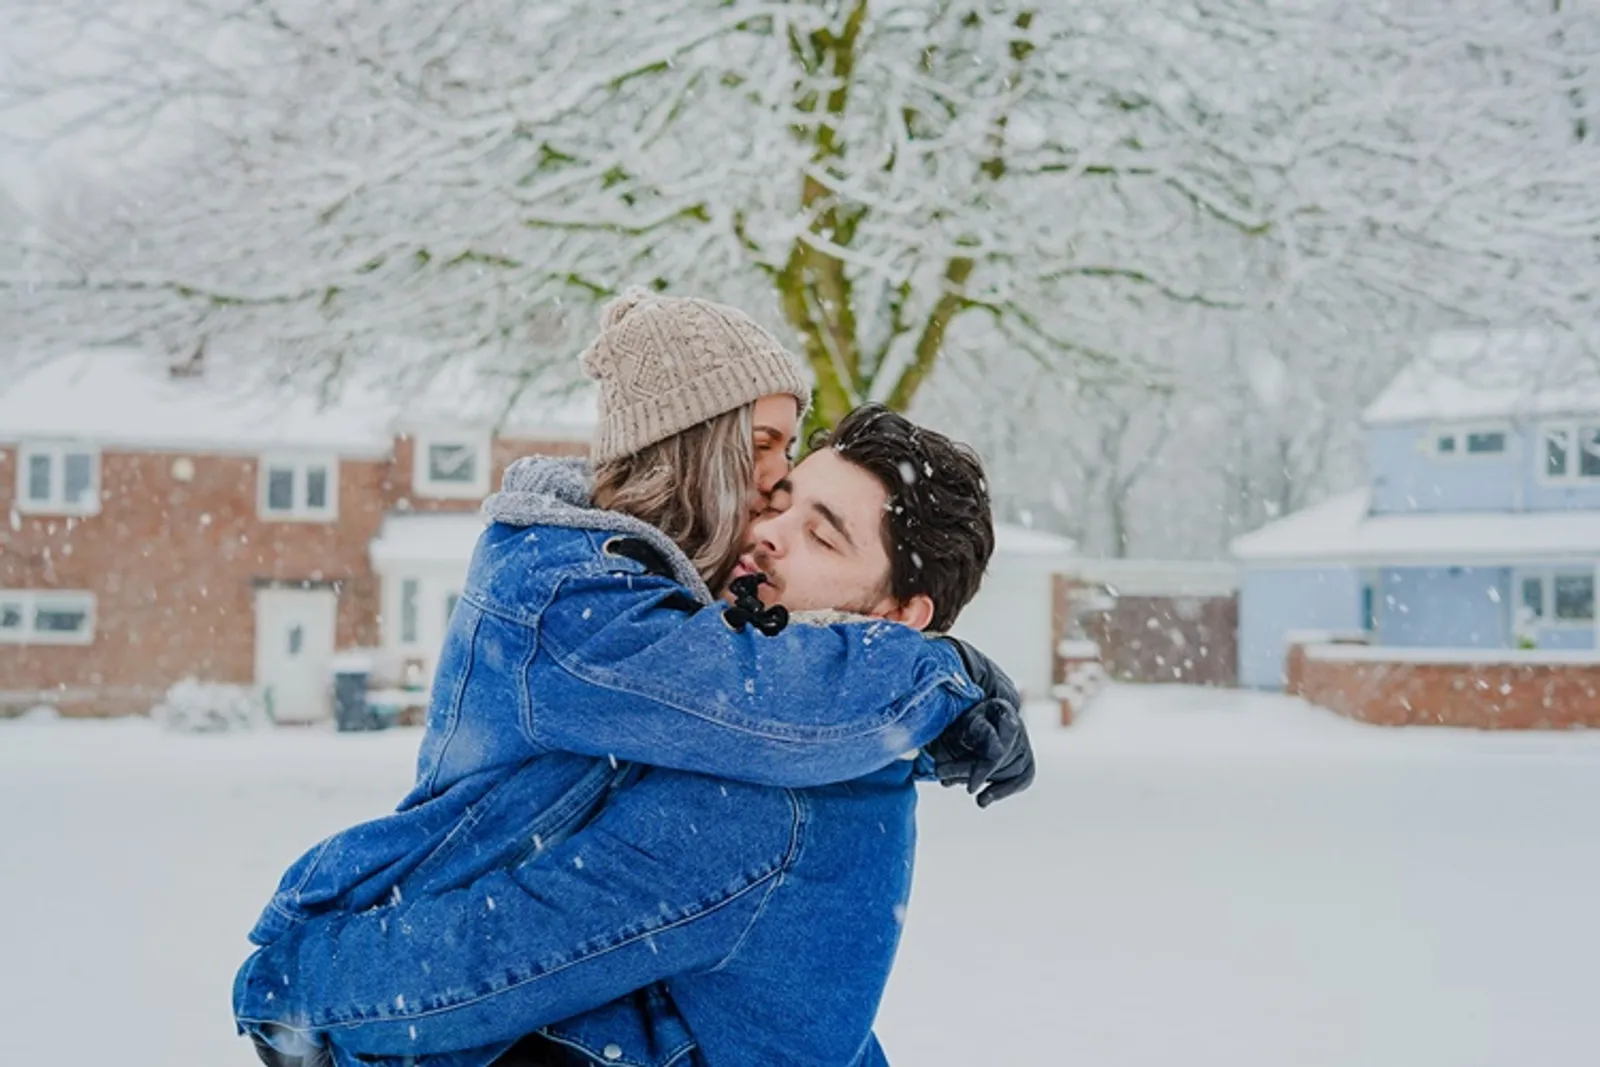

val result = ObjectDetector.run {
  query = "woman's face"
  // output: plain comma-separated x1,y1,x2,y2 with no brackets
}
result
750,394,801,517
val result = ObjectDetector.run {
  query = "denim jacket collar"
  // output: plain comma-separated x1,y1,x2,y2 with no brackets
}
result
482,456,712,602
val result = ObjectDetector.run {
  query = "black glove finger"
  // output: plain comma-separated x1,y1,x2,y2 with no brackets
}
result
976,758,1036,808
968,700,1025,794
959,699,1017,793
986,700,1022,751
958,705,1007,760
933,759,982,787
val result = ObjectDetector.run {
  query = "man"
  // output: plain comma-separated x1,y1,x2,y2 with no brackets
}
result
237,405,1030,1066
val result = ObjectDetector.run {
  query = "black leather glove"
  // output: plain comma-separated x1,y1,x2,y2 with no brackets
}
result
929,638,1036,807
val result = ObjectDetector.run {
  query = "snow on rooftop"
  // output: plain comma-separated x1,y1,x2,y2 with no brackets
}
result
1363,328,1600,426
0,349,597,454
1066,558,1239,597
369,512,487,567
1232,487,1600,564
994,523,1078,558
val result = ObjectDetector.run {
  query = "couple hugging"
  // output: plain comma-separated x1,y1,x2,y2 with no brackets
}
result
236,288,1036,1067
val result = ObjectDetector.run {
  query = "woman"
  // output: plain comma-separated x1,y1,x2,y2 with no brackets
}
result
238,289,1017,1065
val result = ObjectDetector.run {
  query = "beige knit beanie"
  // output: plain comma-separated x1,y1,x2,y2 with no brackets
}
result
580,287,812,465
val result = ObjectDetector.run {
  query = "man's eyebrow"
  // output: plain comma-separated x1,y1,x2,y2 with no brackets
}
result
772,478,793,495
811,500,855,548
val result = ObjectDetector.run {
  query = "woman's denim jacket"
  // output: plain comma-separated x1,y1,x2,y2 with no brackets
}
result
234,457,981,1065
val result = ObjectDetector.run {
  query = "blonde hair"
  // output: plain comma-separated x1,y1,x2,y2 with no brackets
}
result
591,404,754,592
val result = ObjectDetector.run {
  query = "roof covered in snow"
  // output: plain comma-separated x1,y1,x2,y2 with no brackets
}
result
1232,488,1600,565
0,348,596,455
994,523,1078,559
1065,558,1238,597
369,512,487,567
1363,329,1600,426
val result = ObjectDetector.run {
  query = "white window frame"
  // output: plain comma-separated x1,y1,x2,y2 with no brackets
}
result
1431,423,1511,460
412,430,491,500
15,442,101,517
0,590,97,645
1536,421,1600,485
258,454,339,522
1514,568,1596,629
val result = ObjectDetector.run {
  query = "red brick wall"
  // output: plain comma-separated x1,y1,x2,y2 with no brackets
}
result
1051,575,1238,688
1287,643,1600,729
386,435,587,512
0,434,586,717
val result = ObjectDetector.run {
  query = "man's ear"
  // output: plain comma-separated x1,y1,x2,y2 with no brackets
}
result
882,594,936,632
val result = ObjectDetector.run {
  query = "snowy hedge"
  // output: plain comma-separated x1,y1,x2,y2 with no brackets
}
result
151,679,270,734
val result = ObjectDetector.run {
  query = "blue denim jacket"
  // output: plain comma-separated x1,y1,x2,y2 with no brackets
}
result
236,458,979,1063
239,758,927,1066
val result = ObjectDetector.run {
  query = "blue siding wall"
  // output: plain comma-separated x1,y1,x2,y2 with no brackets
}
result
1369,423,1600,514
1238,567,1364,689
1367,426,1518,513
1531,626,1597,652
1375,567,1511,648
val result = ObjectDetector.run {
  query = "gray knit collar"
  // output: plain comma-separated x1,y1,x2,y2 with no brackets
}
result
481,456,713,603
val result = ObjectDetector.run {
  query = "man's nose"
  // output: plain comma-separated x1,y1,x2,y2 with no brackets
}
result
748,515,785,558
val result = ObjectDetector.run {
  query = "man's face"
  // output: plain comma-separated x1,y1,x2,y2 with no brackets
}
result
734,447,898,620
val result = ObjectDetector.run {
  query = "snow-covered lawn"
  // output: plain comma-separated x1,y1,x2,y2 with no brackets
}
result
4,686,1599,1067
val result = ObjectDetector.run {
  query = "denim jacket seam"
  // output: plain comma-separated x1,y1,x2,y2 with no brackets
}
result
421,605,483,796
253,867,788,1031
706,789,807,975
271,837,335,918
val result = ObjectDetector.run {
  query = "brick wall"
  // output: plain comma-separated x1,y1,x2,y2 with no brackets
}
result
1052,575,1238,688
0,434,584,716
1287,642,1600,729
386,435,586,513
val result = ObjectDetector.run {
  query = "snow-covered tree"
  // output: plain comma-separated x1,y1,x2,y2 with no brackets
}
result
4,0,1598,554
0,0,1335,427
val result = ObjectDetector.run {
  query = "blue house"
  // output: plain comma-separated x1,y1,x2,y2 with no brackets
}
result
1233,330,1600,689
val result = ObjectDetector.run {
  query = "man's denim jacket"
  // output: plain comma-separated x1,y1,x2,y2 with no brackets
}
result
234,458,980,1065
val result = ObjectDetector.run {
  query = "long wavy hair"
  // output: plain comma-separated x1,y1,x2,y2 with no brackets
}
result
590,404,754,593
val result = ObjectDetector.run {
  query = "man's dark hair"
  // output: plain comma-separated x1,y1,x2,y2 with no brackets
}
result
812,403,995,632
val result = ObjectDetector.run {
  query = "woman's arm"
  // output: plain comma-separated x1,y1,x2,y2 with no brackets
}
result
516,566,988,786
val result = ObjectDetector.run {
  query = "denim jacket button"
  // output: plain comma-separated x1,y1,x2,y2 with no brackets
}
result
602,1043,624,1060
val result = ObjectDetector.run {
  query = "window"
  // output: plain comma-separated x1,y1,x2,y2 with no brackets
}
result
1540,423,1600,482
413,431,490,499
1520,575,1545,620
1433,425,1508,458
259,455,338,521
1517,570,1596,625
1361,570,1381,634
1465,431,1507,454
1554,574,1596,622
400,579,420,645
0,591,96,645
16,443,100,516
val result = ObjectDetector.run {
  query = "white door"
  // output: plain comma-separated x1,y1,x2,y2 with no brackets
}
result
255,587,338,724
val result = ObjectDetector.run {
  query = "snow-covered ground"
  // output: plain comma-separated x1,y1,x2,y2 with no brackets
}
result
4,686,1599,1067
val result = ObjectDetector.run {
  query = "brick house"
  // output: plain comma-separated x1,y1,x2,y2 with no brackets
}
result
0,349,593,719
